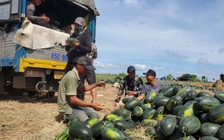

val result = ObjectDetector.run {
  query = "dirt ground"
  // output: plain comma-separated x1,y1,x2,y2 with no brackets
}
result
0,82,222,140
0,84,118,140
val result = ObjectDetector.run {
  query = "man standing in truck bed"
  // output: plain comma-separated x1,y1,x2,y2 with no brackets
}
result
26,0,51,28
65,17,98,103
65,17,92,74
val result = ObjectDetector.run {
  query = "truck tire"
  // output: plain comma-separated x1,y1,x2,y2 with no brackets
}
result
0,70,5,94
4,85,24,95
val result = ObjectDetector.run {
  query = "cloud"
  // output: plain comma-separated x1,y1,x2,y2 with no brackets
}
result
153,67,165,71
112,0,143,7
95,62,153,72
218,47,224,53
122,0,145,9
134,64,149,71
197,58,211,65
199,52,206,55
123,0,140,6
94,61,120,69
197,67,222,81
164,49,187,59
114,0,121,5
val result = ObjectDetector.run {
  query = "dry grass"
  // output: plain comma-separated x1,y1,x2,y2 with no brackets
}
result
125,125,151,140
0,82,221,140
0,84,120,140
0,95,65,140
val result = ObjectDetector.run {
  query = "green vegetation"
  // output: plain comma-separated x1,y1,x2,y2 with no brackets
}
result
96,73,120,84
165,74,175,80
177,74,200,82
201,76,208,82
96,73,146,84
96,73,217,84
176,73,216,82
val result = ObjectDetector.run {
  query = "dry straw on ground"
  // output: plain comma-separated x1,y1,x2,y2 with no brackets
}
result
0,84,119,140
213,80,224,90
0,96,65,140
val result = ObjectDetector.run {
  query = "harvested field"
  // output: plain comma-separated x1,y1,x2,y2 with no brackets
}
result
0,82,222,140
0,84,118,140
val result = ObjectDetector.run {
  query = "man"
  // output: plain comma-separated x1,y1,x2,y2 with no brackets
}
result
26,0,51,28
115,66,143,103
137,69,164,101
65,17,91,73
82,43,98,103
65,17,97,102
57,56,105,122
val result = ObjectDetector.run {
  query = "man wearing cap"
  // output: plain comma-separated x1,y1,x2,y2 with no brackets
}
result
137,69,164,101
65,17,95,100
26,0,51,28
57,56,105,122
65,17,92,73
115,66,143,103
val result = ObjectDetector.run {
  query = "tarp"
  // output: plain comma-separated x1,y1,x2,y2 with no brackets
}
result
13,19,69,50
70,0,99,16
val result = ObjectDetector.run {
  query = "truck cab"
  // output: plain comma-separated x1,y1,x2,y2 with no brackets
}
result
0,0,99,97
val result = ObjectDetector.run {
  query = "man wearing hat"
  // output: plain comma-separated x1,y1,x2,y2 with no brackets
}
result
65,17,98,102
115,66,143,103
65,17,92,73
137,69,164,101
57,56,105,122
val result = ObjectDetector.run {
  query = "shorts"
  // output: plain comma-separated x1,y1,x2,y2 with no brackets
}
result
78,70,96,100
82,69,96,84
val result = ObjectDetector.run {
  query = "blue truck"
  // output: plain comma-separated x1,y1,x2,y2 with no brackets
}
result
0,0,99,97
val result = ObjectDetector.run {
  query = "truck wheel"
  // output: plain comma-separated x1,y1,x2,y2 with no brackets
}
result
4,85,25,95
0,70,5,94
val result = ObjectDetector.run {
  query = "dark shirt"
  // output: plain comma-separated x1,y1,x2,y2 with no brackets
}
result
65,30,92,73
118,76,143,97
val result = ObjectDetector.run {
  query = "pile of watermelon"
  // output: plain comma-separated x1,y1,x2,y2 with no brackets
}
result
55,84,224,140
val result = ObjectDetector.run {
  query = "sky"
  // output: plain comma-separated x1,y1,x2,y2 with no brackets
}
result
93,0,224,81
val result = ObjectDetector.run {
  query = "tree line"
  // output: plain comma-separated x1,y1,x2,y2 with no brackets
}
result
96,73,223,84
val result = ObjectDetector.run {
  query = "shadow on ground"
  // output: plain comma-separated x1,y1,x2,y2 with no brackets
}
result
0,92,57,103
